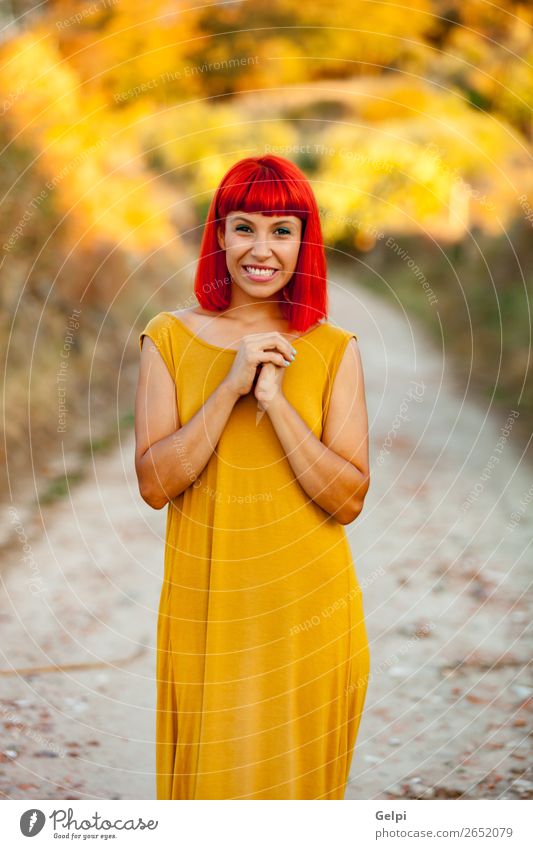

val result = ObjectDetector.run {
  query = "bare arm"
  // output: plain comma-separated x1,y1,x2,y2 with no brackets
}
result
263,338,370,524
134,337,240,509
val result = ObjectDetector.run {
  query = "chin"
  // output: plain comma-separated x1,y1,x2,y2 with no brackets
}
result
233,275,287,298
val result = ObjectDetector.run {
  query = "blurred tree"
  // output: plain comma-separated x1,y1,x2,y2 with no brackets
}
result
0,0,531,253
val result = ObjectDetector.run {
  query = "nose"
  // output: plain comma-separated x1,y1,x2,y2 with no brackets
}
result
250,237,273,261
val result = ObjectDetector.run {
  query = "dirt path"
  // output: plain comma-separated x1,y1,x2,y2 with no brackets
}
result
1,273,531,800
334,273,532,800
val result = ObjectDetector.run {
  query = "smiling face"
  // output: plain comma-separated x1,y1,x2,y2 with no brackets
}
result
217,211,303,297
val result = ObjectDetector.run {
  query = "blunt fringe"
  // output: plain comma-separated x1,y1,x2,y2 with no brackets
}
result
193,155,328,331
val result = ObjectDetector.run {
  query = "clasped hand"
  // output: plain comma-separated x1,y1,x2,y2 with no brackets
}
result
223,330,297,412
254,361,287,412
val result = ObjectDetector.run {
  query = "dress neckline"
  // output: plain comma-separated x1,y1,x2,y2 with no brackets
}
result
162,311,326,354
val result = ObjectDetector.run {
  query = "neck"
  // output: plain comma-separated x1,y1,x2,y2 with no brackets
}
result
226,287,287,326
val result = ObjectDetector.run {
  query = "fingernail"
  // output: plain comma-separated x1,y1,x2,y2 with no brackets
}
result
283,359,291,366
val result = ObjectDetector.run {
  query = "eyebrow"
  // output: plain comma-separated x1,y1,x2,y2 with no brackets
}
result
229,215,297,226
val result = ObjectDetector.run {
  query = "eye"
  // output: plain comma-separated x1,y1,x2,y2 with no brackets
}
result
235,224,252,233
274,227,292,235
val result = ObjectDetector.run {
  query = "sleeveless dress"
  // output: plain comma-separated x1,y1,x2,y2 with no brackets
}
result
139,311,371,800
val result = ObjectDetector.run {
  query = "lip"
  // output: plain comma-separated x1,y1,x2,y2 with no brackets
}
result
241,264,280,282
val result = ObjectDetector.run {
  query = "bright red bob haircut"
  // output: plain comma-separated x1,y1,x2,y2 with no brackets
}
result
193,155,328,332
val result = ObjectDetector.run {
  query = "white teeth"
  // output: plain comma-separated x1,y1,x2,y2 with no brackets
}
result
244,266,277,277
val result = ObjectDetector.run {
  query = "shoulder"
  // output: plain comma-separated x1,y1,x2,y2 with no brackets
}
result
312,320,357,342
322,325,361,394
166,308,220,332
140,308,200,335
324,322,357,342
138,311,178,363
313,322,358,362
319,324,361,422
295,320,358,364
139,311,172,345
167,307,197,322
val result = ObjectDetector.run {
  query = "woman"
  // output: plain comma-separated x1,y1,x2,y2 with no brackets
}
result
135,155,371,800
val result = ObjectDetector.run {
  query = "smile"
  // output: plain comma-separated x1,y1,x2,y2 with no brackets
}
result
242,265,279,281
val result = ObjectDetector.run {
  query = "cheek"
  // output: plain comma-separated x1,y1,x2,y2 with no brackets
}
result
223,238,241,259
225,235,247,254
285,241,301,267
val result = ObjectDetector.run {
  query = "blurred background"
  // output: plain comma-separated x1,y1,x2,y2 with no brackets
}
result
1,0,532,510
0,0,532,801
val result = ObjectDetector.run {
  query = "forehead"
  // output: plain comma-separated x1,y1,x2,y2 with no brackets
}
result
226,210,301,224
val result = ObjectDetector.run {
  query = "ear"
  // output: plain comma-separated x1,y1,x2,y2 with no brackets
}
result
217,224,225,250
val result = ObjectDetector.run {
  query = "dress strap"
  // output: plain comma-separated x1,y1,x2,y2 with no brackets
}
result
139,312,177,378
322,328,358,425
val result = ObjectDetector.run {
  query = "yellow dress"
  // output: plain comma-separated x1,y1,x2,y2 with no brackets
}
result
139,311,370,800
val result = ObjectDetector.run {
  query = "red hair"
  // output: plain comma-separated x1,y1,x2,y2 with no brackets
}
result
193,155,328,332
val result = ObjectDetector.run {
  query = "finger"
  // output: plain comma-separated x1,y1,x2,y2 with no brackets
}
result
248,332,297,361
261,351,291,367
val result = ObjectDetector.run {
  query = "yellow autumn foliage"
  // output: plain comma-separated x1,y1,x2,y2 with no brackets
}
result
0,0,531,253
0,28,176,251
